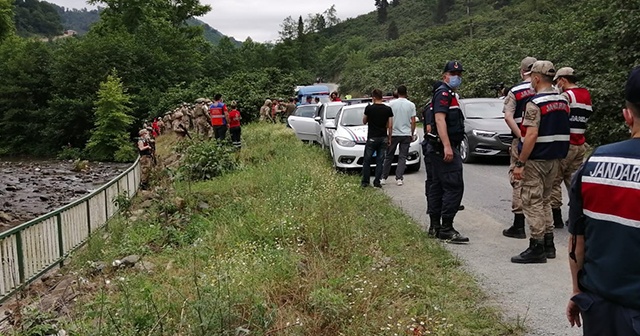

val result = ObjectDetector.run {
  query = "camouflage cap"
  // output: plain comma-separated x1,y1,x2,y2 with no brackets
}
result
625,67,640,104
553,67,575,81
139,129,148,135
531,60,556,77
520,57,537,73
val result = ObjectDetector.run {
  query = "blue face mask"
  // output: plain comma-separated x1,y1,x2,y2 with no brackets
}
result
448,75,462,89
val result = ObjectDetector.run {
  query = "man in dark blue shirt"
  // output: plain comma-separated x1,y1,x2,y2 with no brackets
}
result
427,61,469,244
566,67,640,334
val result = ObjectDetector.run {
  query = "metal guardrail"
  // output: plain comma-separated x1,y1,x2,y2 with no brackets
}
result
0,157,141,304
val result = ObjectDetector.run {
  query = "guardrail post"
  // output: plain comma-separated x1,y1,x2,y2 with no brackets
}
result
86,200,91,235
57,213,64,266
15,232,25,284
104,189,108,220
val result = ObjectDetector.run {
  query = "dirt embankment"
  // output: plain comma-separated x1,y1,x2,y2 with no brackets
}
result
0,160,131,231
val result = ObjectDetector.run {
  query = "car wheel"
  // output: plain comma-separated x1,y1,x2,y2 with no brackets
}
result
460,136,474,163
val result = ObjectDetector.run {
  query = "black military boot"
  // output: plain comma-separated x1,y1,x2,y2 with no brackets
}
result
553,208,564,228
438,218,470,244
511,238,547,264
503,214,526,239
544,233,556,259
427,216,441,238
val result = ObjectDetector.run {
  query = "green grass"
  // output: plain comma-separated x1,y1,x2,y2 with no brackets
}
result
18,124,521,335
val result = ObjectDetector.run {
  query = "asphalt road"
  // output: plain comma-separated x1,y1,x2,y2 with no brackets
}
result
382,156,581,336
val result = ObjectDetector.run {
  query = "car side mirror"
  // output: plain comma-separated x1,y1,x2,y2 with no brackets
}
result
314,116,322,123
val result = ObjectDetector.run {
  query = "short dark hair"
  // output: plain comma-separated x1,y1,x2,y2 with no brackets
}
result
289,97,294,102
535,73,554,84
627,101,640,119
560,75,578,84
214,93,222,100
371,89,383,100
397,85,408,96
306,96,312,100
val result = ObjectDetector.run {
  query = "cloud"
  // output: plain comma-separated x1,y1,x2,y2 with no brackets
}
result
46,0,373,42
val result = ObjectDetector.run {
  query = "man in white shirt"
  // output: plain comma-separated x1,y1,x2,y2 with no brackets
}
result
381,85,417,186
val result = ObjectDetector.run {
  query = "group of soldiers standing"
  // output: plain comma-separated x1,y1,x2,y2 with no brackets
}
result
136,93,243,188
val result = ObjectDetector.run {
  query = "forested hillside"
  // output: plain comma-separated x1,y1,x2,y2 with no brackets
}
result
306,0,639,145
0,0,311,158
1,0,638,159
13,0,62,37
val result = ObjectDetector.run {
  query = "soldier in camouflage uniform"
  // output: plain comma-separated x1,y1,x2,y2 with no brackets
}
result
173,111,187,138
138,129,153,189
194,100,211,136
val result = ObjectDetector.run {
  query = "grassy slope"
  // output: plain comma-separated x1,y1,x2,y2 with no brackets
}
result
47,124,519,335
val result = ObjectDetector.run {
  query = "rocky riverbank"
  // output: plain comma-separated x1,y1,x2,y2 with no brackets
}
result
0,160,131,231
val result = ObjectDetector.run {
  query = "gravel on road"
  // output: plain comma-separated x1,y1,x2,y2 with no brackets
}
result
382,157,582,336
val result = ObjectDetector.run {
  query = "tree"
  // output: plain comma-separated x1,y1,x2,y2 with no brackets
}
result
387,20,399,40
434,0,454,24
0,0,14,41
85,70,134,162
297,15,304,39
278,15,297,41
392,0,400,7
375,0,389,23
87,0,211,32
323,5,340,27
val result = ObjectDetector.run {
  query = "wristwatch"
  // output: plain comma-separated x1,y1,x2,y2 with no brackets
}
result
515,160,526,168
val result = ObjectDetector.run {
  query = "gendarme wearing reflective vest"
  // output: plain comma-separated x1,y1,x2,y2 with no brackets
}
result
566,66,640,335
511,60,570,264
503,56,538,240
549,67,594,227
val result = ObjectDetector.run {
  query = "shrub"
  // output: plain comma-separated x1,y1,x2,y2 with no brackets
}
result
178,139,239,181
56,146,84,160
114,143,137,163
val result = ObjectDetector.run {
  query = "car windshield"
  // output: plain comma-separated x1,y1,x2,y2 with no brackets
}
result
340,106,366,126
464,102,504,119
295,105,318,118
326,105,343,119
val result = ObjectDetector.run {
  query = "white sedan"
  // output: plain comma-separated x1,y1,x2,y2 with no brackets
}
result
288,102,345,148
329,103,422,170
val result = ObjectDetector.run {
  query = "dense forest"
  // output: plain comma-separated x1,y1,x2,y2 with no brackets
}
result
0,0,638,159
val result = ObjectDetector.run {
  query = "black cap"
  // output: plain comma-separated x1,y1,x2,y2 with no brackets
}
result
625,67,640,104
443,60,464,73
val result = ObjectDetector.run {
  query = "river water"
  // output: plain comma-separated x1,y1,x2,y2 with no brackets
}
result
0,160,131,231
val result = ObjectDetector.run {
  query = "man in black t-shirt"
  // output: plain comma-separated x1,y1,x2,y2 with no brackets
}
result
362,89,394,188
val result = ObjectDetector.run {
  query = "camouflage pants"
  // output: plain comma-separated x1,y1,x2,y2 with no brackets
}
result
508,138,523,214
550,144,588,209
140,155,153,187
521,159,559,240
195,117,211,136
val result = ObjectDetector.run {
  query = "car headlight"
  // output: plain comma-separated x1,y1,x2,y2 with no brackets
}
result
472,130,497,138
335,136,356,147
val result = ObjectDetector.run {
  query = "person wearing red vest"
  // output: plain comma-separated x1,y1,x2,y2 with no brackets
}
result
209,93,229,141
503,56,537,239
228,101,242,148
511,60,570,264
566,67,640,335
550,67,593,228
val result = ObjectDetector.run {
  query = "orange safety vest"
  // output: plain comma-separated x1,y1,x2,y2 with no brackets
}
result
209,102,227,126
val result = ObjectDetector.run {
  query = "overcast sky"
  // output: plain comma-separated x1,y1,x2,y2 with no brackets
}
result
46,0,373,42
